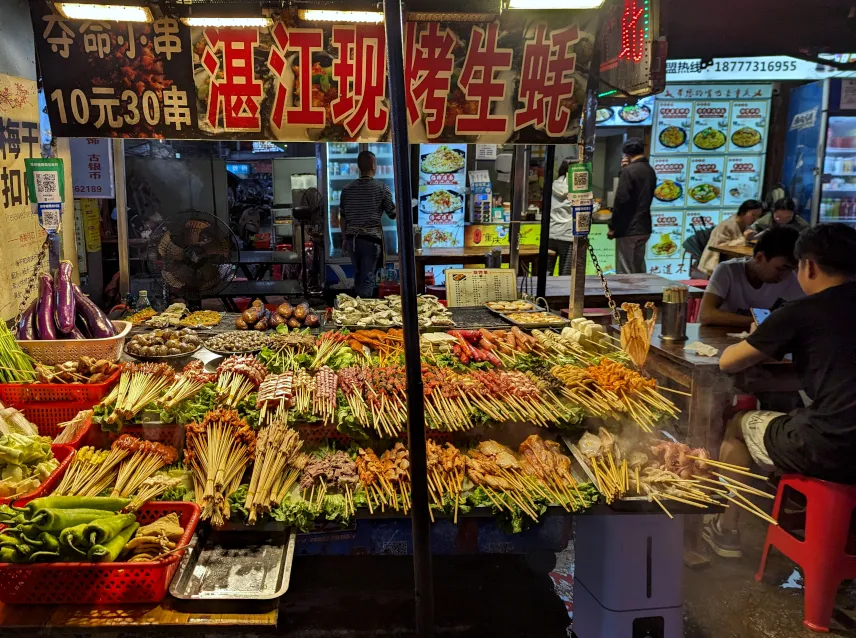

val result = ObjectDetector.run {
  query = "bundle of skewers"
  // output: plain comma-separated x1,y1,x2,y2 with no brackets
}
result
312,366,338,425
379,442,412,513
355,445,411,513
551,359,682,431
101,363,174,425
426,439,465,522
53,435,176,498
299,449,359,517
127,474,183,511
466,369,575,427
311,331,348,369
256,372,294,424
244,420,303,523
363,365,408,436
112,440,178,497
518,435,588,512
575,429,632,503
267,333,317,371
215,355,266,407
159,360,215,409
184,409,257,527
347,329,404,364
337,367,368,427
466,441,545,521
292,368,315,415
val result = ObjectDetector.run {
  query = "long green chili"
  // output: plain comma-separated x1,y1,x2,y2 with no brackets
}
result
88,522,139,563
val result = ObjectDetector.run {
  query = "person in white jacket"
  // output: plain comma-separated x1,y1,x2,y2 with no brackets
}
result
548,158,575,275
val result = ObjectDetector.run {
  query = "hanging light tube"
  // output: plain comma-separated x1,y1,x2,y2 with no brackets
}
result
56,2,153,22
180,17,273,28
507,0,605,8
298,9,384,23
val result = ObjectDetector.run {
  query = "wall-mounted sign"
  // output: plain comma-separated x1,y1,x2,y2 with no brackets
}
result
32,1,600,144
70,138,114,198
666,55,856,83
599,0,660,96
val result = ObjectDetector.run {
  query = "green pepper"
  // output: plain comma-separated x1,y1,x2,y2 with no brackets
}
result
28,551,61,563
88,522,139,563
0,534,22,547
25,532,59,553
0,547,18,563
59,523,89,555
84,513,136,546
13,496,130,515
29,508,114,533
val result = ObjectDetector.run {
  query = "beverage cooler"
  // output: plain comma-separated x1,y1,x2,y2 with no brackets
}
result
323,142,399,263
783,79,856,226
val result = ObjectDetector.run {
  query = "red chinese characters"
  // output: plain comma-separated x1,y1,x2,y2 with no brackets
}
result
202,28,263,132
331,25,388,137
619,0,646,63
267,23,326,129
456,23,512,135
405,22,456,139
514,23,579,137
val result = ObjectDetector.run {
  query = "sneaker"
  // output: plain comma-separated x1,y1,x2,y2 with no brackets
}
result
702,517,743,559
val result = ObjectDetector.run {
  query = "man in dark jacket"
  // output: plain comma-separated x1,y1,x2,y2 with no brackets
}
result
609,138,656,273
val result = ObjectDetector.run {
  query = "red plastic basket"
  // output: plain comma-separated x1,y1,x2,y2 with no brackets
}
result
15,401,96,438
0,445,74,506
38,410,93,449
0,368,120,405
0,501,201,604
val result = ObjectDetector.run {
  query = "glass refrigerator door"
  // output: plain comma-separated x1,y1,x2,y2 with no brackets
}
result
327,142,360,260
819,116,856,225
367,143,399,258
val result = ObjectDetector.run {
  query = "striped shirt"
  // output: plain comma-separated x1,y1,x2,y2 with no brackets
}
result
340,177,396,240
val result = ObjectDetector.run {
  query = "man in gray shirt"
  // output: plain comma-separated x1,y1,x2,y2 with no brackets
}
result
340,151,396,298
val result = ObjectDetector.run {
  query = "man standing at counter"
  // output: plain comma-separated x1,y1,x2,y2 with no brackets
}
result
609,138,656,274
340,151,396,298
705,224,856,558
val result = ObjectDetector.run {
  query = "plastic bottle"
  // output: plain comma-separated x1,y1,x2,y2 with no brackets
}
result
135,290,152,312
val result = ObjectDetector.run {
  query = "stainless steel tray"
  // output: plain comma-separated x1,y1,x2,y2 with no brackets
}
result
497,311,570,329
169,525,295,600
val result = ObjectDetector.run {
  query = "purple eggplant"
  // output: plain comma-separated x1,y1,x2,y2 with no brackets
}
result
75,314,91,338
36,275,57,340
53,260,76,334
16,298,37,340
62,325,86,339
73,285,116,338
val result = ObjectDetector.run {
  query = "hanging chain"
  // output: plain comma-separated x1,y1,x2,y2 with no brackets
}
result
15,235,51,325
587,242,621,325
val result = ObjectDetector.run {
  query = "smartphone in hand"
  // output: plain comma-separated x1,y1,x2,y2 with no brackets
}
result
750,308,771,326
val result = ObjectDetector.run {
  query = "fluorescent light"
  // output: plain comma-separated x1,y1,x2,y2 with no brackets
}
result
298,9,384,23
57,3,153,22
181,17,273,28
507,0,604,8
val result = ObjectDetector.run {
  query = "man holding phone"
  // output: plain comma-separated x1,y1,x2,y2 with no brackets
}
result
698,226,804,329
704,224,856,558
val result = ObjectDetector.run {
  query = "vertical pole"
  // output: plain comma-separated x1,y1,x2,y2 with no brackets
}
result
509,145,528,278
569,34,601,319
537,146,556,298
112,139,130,297
383,2,434,636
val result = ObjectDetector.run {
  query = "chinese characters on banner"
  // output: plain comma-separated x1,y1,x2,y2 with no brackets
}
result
32,1,598,144
0,74,43,321
70,137,114,198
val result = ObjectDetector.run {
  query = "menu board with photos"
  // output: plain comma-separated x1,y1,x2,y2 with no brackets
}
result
653,101,692,154
445,269,517,307
647,83,771,280
687,156,725,208
418,144,467,248
691,101,731,153
724,156,763,206
728,101,769,153
651,156,689,209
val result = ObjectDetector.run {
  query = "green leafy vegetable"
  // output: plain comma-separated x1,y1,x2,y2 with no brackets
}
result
271,494,317,532
159,383,217,425
228,484,249,521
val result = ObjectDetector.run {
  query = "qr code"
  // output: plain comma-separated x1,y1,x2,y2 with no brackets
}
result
572,170,589,191
40,207,61,231
34,171,59,202
574,210,592,235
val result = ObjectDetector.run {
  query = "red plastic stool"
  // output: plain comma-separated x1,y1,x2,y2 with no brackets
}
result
755,474,856,632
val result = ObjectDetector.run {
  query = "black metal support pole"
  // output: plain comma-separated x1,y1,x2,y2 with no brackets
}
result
536,146,556,298
383,2,434,636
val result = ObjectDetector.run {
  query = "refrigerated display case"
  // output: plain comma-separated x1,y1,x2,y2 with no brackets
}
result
783,79,856,226
324,142,399,263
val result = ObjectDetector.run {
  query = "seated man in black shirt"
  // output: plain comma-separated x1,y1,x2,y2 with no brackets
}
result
704,223,856,559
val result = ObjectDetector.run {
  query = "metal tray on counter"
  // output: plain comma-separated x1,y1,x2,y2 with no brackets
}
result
497,310,570,329
169,524,295,600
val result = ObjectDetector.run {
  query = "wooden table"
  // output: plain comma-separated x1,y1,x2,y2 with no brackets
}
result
238,250,300,280
0,598,277,631
415,246,551,292
527,273,705,310
708,243,754,260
